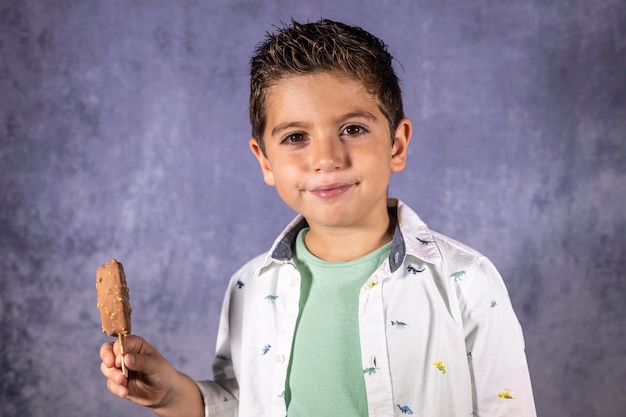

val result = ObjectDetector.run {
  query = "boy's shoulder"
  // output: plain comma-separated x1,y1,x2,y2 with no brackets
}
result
428,230,505,303
394,200,490,268
430,230,487,262
231,251,269,279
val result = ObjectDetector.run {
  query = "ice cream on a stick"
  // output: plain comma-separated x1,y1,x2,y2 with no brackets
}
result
96,259,132,377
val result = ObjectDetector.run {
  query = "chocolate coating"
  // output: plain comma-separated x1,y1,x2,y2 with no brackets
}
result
96,259,132,337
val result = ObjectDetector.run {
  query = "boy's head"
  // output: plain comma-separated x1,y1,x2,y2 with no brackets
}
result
249,18,404,154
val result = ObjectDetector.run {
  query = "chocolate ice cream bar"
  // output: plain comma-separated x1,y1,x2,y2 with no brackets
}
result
96,259,132,376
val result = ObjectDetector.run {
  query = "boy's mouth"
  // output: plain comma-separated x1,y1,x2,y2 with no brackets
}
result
309,183,354,199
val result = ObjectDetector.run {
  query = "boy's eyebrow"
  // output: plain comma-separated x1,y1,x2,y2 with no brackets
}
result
270,110,379,137
336,111,378,124
271,121,307,137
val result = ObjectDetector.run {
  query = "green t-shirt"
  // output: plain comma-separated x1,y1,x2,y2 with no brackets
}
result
285,228,392,417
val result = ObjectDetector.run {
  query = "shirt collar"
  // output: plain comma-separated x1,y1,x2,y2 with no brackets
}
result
259,198,442,273
388,198,443,269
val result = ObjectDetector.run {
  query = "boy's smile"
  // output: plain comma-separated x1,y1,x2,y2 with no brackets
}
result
250,72,411,260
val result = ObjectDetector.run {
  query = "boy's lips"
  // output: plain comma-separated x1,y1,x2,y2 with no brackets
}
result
308,183,354,199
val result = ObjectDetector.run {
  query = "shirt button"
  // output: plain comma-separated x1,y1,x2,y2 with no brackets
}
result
276,354,285,364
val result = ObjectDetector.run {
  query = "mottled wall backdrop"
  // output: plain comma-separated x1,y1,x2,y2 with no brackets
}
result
1,0,624,416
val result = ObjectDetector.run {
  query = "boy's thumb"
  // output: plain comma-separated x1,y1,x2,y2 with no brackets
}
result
118,335,162,374
119,334,150,353
123,350,161,374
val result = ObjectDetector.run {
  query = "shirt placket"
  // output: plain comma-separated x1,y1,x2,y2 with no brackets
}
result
359,267,395,417
270,262,301,416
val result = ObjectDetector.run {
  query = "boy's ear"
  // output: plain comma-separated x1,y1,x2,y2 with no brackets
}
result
249,137,276,186
390,118,412,172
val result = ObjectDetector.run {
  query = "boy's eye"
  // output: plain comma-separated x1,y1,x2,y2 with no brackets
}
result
341,124,368,136
281,132,306,145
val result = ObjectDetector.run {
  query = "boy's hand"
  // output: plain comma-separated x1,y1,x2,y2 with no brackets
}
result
100,335,174,407
100,335,204,417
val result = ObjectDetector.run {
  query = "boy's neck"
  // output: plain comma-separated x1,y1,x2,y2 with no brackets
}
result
303,215,396,262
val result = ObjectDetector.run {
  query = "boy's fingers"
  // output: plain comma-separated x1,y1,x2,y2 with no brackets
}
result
106,375,129,398
113,335,163,375
100,361,126,385
99,342,116,368
101,335,161,376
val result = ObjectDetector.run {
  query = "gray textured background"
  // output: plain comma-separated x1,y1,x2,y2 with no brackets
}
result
1,0,625,416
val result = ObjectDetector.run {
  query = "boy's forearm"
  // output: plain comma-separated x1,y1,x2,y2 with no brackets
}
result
152,371,204,417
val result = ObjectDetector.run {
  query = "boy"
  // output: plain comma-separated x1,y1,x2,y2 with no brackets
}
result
100,19,536,416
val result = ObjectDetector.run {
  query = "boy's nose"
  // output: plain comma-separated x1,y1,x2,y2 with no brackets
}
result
311,137,346,172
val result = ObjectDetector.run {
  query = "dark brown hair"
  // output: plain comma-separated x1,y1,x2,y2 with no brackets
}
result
249,18,404,153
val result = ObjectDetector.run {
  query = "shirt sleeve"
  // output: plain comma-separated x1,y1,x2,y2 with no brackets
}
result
462,257,537,416
195,266,246,417
195,379,239,417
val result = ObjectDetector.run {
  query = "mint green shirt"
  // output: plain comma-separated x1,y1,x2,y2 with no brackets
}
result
285,228,392,416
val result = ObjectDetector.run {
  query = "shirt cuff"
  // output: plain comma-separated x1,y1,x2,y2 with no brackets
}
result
195,380,238,417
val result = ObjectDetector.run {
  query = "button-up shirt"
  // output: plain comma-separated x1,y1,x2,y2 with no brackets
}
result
197,199,536,416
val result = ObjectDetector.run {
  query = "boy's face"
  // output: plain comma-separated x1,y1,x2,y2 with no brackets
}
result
250,72,411,232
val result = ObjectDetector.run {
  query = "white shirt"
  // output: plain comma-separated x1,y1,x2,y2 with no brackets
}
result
197,199,536,416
